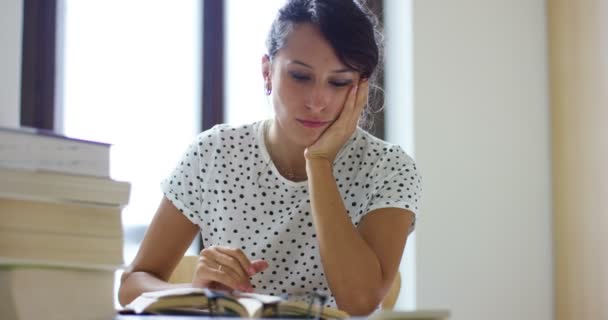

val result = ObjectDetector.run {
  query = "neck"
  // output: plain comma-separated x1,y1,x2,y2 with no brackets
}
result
265,119,308,181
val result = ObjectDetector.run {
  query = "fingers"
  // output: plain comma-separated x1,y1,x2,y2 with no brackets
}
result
194,254,252,292
216,246,257,276
251,259,269,273
355,79,369,114
343,83,358,118
193,246,267,293
348,79,369,126
213,247,252,280
340,79,369,127
328,83,357,133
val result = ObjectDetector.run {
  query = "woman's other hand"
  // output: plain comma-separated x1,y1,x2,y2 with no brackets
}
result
192,246,269,292
304,79,369,163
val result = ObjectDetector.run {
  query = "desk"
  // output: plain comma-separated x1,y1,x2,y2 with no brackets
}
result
116,316,246,320
115,310,449,320
115,316,360,320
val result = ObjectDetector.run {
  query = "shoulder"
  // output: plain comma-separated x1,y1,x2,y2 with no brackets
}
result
192,121,263,149
348,128,416,169
195,121,261,140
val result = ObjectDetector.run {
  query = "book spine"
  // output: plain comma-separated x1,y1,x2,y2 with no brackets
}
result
0,257,123,271
0,229,124,267
0,130,110,177
0,198,123,238
0,168,131,206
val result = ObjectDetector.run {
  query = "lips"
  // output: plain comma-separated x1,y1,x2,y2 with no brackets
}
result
297,119,330,128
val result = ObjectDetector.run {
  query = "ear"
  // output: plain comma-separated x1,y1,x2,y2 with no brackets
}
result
261,54,271,81
261,55,273,95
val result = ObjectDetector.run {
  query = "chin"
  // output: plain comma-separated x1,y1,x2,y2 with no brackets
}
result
288,131,320,148
276,118,323,147
299,127,326,143
294,135,318,148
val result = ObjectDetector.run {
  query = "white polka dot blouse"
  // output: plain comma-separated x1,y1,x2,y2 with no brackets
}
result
161,120,422,307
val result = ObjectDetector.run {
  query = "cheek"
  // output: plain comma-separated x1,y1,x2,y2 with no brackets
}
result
275,82,306,109
329,89,350,112
272,88,297,119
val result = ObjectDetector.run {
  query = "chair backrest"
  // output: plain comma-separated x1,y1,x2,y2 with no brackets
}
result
169,255,401,310
168,255,198,284
380,271,401,310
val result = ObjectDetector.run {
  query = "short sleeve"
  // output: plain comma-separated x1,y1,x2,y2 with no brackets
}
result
365,147,422,232
160,126,220,226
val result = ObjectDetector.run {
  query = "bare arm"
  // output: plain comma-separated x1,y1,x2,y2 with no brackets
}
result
118,196,269,306
306,159,414,315
118,196,200,306
302,80,415,314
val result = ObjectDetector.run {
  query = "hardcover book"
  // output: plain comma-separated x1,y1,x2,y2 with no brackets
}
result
0,197,123,238
0,126,110,177
122,287,349,319
0,266,116,320
0,228,124,270
0,167,130,207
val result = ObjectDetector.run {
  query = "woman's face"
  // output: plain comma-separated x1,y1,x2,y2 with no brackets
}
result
263,23,360,147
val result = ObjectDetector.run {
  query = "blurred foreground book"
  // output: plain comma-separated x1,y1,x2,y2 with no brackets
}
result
0,135,130,320
0,266,116,320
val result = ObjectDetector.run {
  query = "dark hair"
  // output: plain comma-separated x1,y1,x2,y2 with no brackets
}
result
266,0,384,130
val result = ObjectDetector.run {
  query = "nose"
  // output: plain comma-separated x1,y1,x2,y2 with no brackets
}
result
305,87,328,113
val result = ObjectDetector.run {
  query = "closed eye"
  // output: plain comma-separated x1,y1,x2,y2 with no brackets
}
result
289,71,311,82
330,80,353,87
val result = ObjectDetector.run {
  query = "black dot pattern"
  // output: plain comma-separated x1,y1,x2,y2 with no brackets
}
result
161,120,422,307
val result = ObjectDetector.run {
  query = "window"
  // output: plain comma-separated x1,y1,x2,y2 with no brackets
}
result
58,0,202,305
224,0,284,125
384,0,415,309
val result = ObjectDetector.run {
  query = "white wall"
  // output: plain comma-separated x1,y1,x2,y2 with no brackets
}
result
407,1,552,320
0,0,23,128
384,0,417,309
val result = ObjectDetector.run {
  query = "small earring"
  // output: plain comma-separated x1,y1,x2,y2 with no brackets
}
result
265,84,272,95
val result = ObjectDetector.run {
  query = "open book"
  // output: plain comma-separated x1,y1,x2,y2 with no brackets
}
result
122,287,349,319
369,309,450,320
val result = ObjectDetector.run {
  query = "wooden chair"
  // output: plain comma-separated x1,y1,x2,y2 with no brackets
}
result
381,271,401,310
169,255,401,310
168,255,199,284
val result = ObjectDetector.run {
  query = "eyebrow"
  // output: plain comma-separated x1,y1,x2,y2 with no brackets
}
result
288,60,354,74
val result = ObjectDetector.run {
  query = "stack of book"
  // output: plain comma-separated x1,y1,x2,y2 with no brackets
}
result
0,126,131,320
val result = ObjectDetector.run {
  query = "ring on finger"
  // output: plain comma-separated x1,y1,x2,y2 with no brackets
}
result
217,264,223,272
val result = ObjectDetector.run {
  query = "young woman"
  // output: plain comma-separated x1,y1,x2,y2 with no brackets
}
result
118,0,421,315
